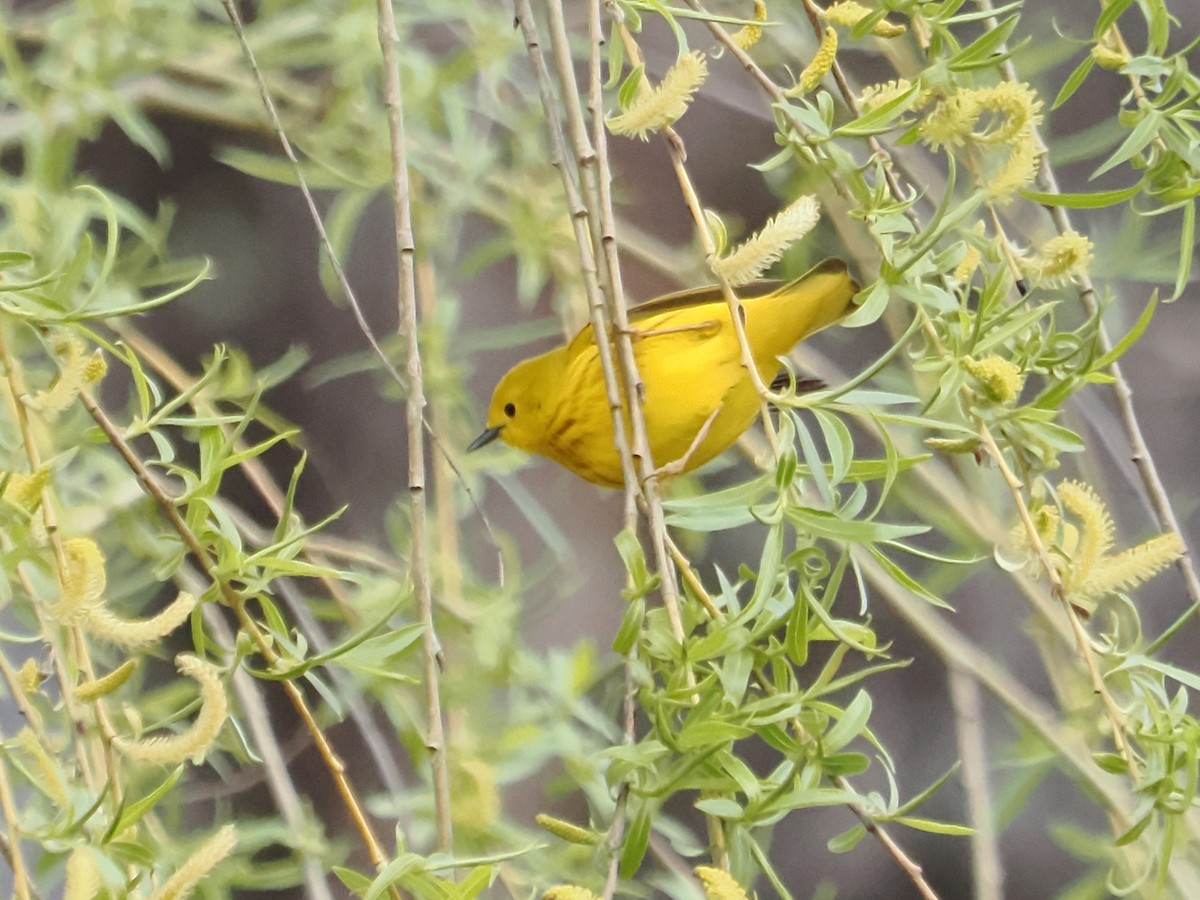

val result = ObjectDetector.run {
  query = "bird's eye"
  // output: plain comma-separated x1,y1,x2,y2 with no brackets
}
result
504,402,516,418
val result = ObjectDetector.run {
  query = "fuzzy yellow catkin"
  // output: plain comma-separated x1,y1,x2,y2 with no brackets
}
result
1025,231,1094,286
732,0,767,50
76,658,139,700
82,591,197,647
19,658,42,693
1082,532,1185,600
1058,481,1114,578
695,865,750,900
63,846,102,900
954,242,982,282
962,355,1024,405
542,887,599,900
536,813,603,844
709,195,821,285
3,467,50,513
859,78,912,111
113,654,228,765
14,728,68,805
788,26,837,95
149,824,237,900
822,1,906,37
607,51,708,140
987,127,1040,201
920,82,1042,150
55,537,107,625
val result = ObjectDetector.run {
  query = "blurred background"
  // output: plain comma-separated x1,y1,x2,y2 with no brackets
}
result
11,0,1199,896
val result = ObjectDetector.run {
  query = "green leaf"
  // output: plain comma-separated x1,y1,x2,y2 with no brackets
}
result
1020,184,1143,208
1090,291,1157,371
786,507,928,543
1094,0,1135,37
677,719,754,750
823,689,872,752
694,797,744,819
619,807,652,879
1175,199,1194,300
333,867,373,896
946,14,1020,70
896,816,973,836
1091,110,1162,180
612,598,645,655
104,766,185,841
1053,53,1095,110
828,824,867,853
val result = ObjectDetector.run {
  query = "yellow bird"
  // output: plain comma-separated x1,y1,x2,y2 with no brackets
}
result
468,258,859,487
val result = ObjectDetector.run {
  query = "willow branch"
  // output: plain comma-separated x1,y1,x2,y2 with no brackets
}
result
80,393,396,892
375,0,454,854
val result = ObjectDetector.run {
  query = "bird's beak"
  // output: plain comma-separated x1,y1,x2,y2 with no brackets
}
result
467,425,503,452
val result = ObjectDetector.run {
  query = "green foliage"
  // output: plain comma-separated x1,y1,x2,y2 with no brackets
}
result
0,0,1198,899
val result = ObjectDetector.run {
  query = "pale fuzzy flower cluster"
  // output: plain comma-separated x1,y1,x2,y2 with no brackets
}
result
114,654,228,765
64,847,102,900
987,127,1040,201
149,824,237,900
1054,480,1185,605
2,466,50,513
695,865,750,900
51,536,197,646
953,241,982,282
962,354,1024,404
709,195,821,285
536,813,602,845
859,78,912,111
918,82,1043,200
32,336,106,418
14,727,68,805
732,0,767,50
920,82,1043,150
823,1,906,37
788,26,838,95
76,658,139,701
607,51,708,140
542,888,599,900
1025,230,1094,286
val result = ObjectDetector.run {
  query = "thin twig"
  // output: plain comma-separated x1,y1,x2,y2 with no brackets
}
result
0,729,33,900
375,0,454,854
199,598,335,900
79,392,397,894
948,670,1004,900
217,0,504,586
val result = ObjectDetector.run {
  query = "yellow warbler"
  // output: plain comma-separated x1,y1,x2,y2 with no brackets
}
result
469,258,859,487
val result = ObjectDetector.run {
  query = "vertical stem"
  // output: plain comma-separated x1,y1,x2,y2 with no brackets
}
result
948,670,1004,900
375,0,453,853
0,729,32,900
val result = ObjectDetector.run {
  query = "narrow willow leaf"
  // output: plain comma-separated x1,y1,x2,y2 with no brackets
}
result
946,14,1020,70
1174,198,1194,300
823,690,872,753
619,807,652,879
1091,292,1157,371
694,797,745,819
1091,110,1163,180
1095,0,1135,36
896,816,973,836
1021,183,1141,208
1053,54,1095,109
828,824,867,853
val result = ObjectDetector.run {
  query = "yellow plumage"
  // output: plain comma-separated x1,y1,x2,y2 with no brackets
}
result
470,258,859,487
